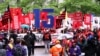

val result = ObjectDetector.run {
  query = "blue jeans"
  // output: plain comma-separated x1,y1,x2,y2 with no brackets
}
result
44,41,51,53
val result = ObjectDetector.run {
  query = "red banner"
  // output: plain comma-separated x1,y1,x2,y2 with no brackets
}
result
72,21,82,29
24,15,30,25
16,8,25,24
12,15,20,29
28,12,34,20
84,14,91,25
68,13,75,20
74,11,83,20
10,8,23,29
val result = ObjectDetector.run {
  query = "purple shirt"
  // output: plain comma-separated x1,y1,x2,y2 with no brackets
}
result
68,45,81,56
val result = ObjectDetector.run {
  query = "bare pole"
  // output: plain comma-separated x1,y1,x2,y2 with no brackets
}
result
8,19,10,40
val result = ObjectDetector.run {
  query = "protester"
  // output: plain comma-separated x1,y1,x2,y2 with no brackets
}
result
24,30,36,56
96,30,100,56
2,27,100,56
29,30,36,55
10,30,18,44
85,33,96,56
0,38,6,56
68,40,81,56
50,40,63,56
21,39,28,56
3,32,8,48
61,37,70,56
43,31,52,53
96,38,100,56
6,38,14,56
77,35,87,52
13,39,25,56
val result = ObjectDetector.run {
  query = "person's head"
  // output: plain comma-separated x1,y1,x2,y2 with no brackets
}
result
26,31,30,35
29,30,33,34
9,38,14,44
21,39,26,45
16,39,21,44
54,40,60,45
71,40,76,47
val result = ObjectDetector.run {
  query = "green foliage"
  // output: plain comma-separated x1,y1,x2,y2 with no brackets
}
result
62,0,100,15
0,0,100,15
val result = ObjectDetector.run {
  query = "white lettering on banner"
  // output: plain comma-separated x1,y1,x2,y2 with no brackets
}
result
86,17,90,23
25,17,29,24
14,16,19,29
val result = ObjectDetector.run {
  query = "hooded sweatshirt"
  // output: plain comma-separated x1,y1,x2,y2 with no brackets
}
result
50,44,63,56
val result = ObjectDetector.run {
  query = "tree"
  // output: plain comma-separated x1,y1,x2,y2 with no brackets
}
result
1,0,100,15
60,0,100,15
0,0,61,15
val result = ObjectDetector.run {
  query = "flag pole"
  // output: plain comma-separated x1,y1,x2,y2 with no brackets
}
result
7,4,10,40
8,18,10,40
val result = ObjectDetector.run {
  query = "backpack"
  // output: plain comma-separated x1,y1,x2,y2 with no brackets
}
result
13,46,24,56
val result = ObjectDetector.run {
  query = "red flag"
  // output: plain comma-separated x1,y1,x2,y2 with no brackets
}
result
0,21,2,30
2,25,8,30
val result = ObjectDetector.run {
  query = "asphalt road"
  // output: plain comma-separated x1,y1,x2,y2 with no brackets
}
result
31,48,51,56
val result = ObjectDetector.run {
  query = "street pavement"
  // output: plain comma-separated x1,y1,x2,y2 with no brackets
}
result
31,48,51,56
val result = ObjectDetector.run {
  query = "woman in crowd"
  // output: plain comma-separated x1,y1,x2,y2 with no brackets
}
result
6,38,14,56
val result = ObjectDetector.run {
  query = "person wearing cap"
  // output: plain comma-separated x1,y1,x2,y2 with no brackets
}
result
49,40,63,56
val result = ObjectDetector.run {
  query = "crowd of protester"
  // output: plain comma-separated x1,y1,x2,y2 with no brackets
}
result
0,28,100,56
49,28,100,56
0,29,36,56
